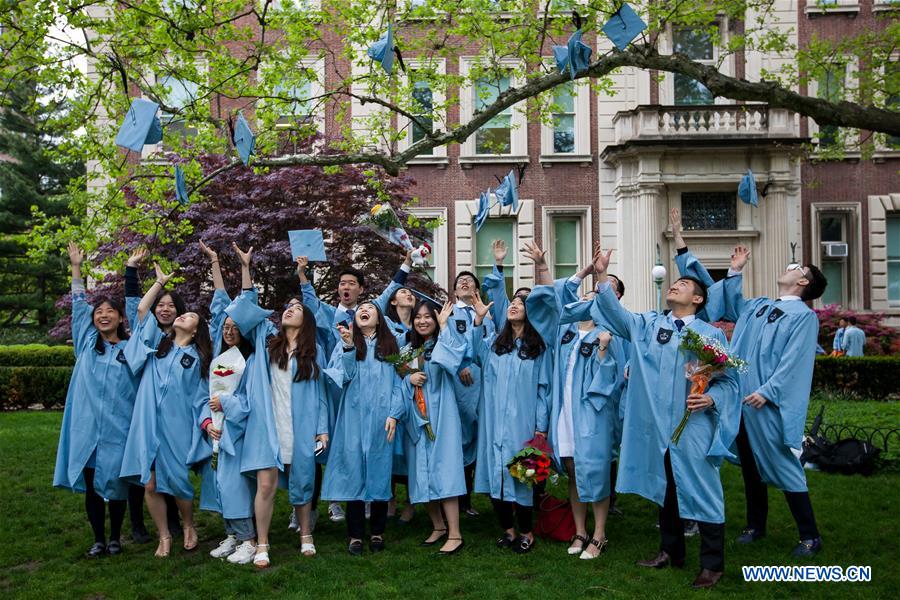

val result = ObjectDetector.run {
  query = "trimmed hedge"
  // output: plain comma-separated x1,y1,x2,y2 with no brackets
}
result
0,366,73,409
0,344,75,367
812,356,900,401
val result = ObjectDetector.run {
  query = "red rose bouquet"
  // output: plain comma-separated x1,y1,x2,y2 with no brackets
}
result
507,435,554,487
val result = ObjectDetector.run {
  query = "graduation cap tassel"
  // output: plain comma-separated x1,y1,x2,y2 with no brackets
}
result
393,47,406,73
571,10,582,30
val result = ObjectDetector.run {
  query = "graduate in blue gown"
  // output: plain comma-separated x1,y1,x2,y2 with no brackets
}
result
590,243,739,589
226,262,330,568
53,243,139,558
471,242,560,555
322,301,405,555
714,245,829,558
120,263,213,558
399,300,468,554
193,242,259,564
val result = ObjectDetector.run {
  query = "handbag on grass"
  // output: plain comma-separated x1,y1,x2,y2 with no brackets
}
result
534,492,576,542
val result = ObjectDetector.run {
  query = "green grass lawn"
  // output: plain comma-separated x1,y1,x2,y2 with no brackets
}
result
1,411,896,599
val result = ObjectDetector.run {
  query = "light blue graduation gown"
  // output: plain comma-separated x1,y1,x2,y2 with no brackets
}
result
675,250,727,323
227,291,331,505
321,337,406,502
472,285,559,507
591,284,739,524
120,313,210,500
400,328,467,504
722,275,818,492
53,283,139,500
832,327,845,352
553,297,624,502
841,326,866,357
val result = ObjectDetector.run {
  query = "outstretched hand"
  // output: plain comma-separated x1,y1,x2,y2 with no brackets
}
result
592,242,613,276
199,240,218,262
153,262,175,287
233,242,253,267
492,239,508,264
437,299,454,329
127,247,149,268
731,245,750,272
471,292,493,323
521,240,546,265
67,241,84,267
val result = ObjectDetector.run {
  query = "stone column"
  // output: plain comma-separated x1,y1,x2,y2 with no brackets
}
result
617,182,665,312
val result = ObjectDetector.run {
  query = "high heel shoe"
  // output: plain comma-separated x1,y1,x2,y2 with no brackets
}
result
155,536,172,558
183,525,198,551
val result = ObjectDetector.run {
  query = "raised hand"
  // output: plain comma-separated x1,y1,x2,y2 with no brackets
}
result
471,292,493,324
67,241,84,267
437,300,454,329
521,240,547,265
336,323,353,347
296,255,309,283
233,242,253,267
199,240,218,262
592,242,613,276
670,208,686,249
731,244,750,272
153,262,175,287
492,239,508,264
127,247,149,268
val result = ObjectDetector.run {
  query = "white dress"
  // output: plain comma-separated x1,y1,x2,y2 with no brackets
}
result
271,364,294,465
556,330,589,459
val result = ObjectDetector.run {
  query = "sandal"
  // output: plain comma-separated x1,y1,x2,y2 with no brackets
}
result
155,535,172,558
420,528,448,547
568,534,588,555
300,534,316,557
183,525,198,551
579,538,608,560
254,543,270,569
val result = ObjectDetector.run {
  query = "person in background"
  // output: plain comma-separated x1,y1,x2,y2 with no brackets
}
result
841,316,866,357
53,243,140,558
831,318,847,357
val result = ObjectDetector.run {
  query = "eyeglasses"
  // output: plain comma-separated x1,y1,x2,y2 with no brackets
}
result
788,264,808,277
455,277,476,285
222,324,240,333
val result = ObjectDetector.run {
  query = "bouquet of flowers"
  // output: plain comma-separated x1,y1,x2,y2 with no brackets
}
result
209,346,247,469
384,345,435,440
671,329,748,445
507,435,554,487
363,204,432,267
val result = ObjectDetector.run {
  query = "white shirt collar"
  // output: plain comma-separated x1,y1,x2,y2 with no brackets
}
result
336,303,358,315
671,314,696,326
778,295,802,302
455,300,473,309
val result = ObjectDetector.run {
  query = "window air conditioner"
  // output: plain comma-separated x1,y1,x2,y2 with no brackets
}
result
823,243,849,258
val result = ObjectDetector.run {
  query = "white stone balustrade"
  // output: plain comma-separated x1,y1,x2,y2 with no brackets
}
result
612,105,799,144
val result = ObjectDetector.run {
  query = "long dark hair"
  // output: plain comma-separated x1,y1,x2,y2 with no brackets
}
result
351,302,399,361
385,286,412,326
156,315,213,378
267,303,320,382
492,298,545,359
408,300,440,350
91,296,130,355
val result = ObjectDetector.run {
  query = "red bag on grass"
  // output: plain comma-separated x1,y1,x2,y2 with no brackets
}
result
534,493,576,542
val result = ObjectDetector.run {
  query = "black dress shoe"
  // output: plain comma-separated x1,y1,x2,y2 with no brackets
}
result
636,550,685,569
692,569,723,589
510,535,534,554
791,537,823,558
496,533,515,549
736,527,766,544
420,529,448,547
131,525,152,544
369,536,386,553
437,538,465,556
86,542,106,558
106,540,123,556
347,540,363,556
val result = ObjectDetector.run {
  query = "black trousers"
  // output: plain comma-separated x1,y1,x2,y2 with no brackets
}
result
659,452,725,572
83,468,126,544
346,501,388,540
735,418,819,540
458,462,477,512
609,460,619,507
490,499,534,534
311,463,323,508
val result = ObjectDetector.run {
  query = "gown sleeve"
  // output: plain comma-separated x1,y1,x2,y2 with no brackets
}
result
70,279,96,357
482,264,509,332
524,285,561,349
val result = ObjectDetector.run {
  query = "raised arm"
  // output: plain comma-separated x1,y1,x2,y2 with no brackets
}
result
522,240,551,287
374,250,412,313
67,243,94,355
590,243,645,342
137,263,174,321
124,247,148,327
722,245,751,321
233,243,253,290
199,240,225,290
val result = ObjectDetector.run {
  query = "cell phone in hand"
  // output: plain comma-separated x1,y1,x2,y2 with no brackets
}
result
315,440,325,456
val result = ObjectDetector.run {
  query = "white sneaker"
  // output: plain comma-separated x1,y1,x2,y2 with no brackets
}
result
210,535,237,559
227,540,257,565
309,509,318,533
328,502,345,522
288,510,298,531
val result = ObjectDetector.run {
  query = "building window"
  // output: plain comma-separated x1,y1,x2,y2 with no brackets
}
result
410,78,434,154
551,83,576,154
158,75,199,137
681,192,737,230
474,75,512,155
475,218,516,298
273,79,313,127
817,66,845,147
888,214,900,303
673,27,715,105
819,213,848,306
551,216,581,279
